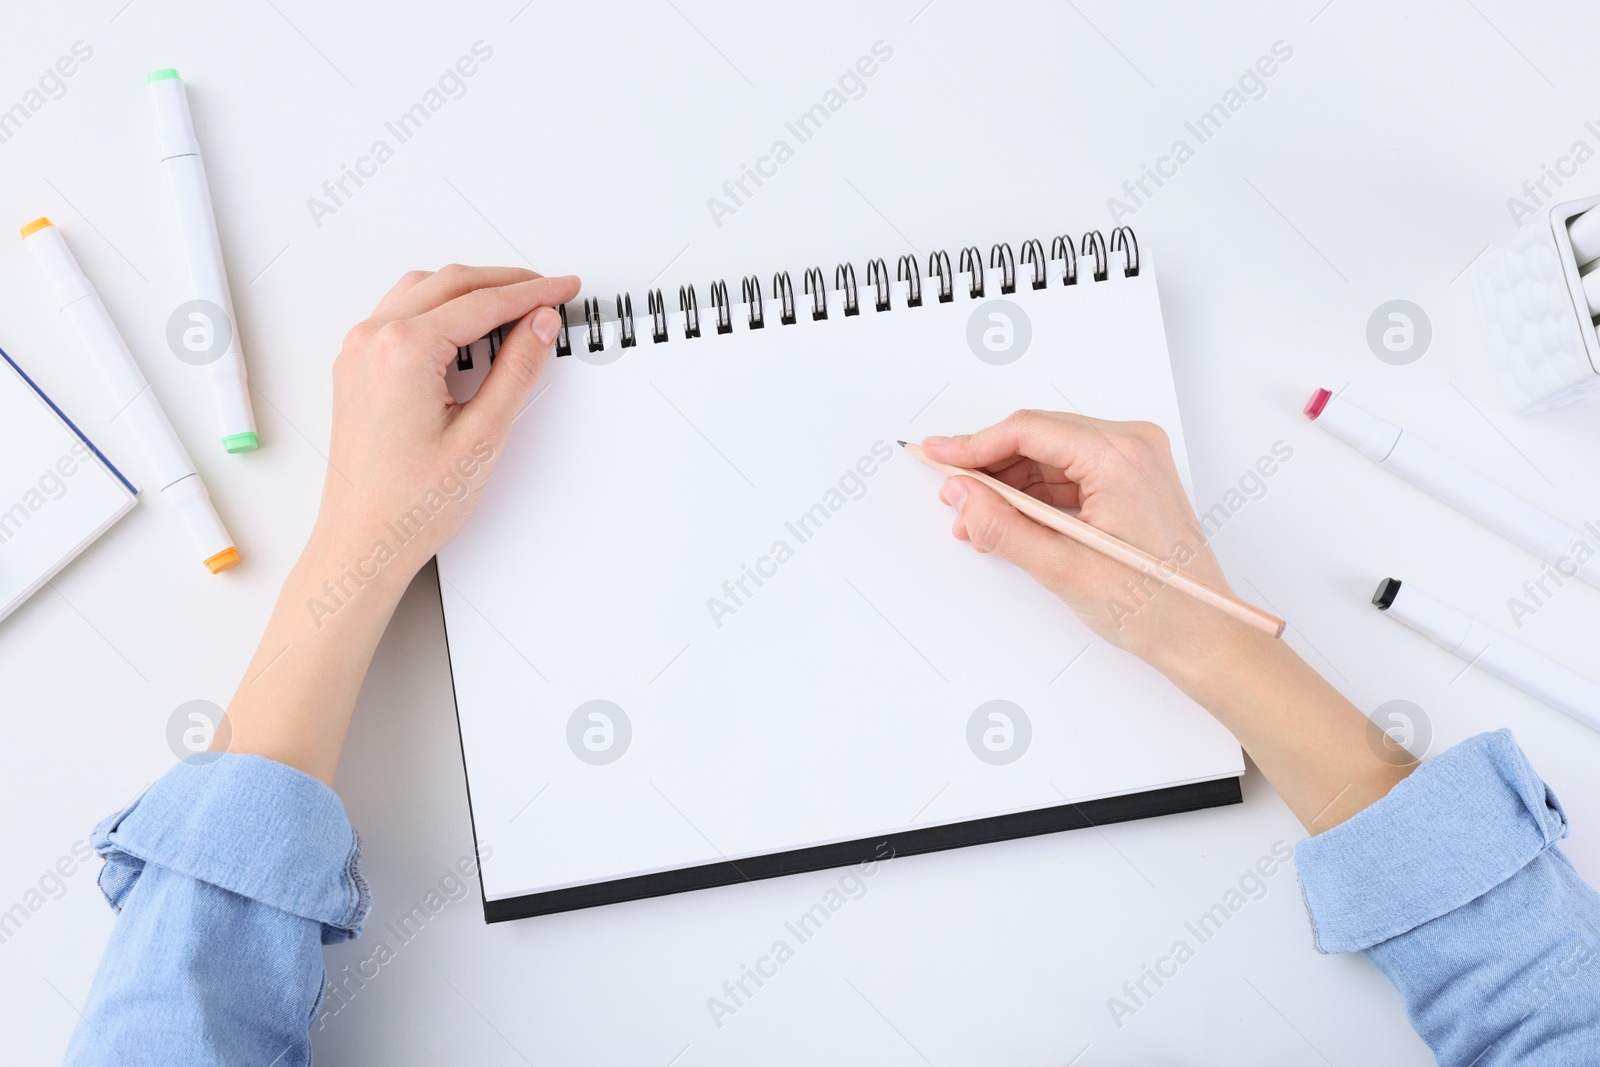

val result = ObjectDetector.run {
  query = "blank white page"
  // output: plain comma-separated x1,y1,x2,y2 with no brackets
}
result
1,352,137,621
439,253,1243,907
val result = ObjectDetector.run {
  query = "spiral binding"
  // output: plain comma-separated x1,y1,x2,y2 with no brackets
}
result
742,276,764,329
679,285,701,339
897,254,922,308
645,289,667,344
710,280,733,335
959,247,983,298
539,229,1138,359
583,297,603,353
1084,231,1109,282
1020,240,1046,290
455,322,507,371
1050,235,1078,286
774,272,796,325
929,251,953,303
803,267,828,321
616,293,636,347
836,263,859,316
991,243,1016,294
866,258,890,311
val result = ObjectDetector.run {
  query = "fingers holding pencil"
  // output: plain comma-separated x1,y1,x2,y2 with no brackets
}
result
910,413,1283,660
922,409,1112,472
969,454,1084,509
940,474,1095,578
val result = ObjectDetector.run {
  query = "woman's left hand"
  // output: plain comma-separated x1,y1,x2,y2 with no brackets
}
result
316,265,581,572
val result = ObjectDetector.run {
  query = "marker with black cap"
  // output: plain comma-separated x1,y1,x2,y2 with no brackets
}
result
1373,577,1600,733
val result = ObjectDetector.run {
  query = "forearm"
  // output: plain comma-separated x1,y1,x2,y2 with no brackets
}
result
69,755,367,1066
1293,731,1600,1065
1159,620,1412,832
222,517,421,785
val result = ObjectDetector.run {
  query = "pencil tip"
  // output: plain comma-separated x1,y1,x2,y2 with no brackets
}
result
896,439,907,447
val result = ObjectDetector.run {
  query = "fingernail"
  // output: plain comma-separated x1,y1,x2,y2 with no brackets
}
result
941,478,968,510
923,435,951,447
531,307,561,346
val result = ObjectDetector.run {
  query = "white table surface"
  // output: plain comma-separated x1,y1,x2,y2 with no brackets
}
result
4,1,1599,1063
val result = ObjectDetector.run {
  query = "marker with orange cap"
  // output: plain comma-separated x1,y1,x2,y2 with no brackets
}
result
21,217,240,573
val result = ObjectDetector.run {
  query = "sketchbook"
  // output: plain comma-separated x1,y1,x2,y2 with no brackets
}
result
439,231,1244,920
1,347,138,623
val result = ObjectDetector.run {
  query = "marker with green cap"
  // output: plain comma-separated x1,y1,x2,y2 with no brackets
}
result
148,67,259,454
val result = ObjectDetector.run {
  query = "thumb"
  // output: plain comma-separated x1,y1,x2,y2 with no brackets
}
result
459,305,562,438
946,476,1092,593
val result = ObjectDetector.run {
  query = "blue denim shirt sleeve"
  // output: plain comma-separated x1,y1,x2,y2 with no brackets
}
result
1295,729,1600,1067
64,754,369,1067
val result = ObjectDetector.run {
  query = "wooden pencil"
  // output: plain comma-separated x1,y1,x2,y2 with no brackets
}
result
900,441,1285,638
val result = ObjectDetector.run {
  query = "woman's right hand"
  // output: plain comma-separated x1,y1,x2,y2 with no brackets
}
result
919,410,1250,673
923,410,1416,832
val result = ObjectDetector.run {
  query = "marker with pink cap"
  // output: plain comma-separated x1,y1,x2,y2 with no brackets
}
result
1306,387,1600,589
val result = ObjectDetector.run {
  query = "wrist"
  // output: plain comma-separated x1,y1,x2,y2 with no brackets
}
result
296,518,418,618
1148,614,1282,703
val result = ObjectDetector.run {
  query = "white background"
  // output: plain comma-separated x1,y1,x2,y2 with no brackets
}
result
2,1,1599,1063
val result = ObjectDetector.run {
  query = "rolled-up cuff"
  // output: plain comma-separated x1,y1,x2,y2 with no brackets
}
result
1294,729,1566,954
92,753,369,944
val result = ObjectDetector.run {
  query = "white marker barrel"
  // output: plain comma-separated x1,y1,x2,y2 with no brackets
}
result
22,218,239,572
149,69,257,454
1377,578,1600,732
1305,389,1401,461
165,472,234,563
1570,206,1600,268
1310,389,1600,588
1385,434,1580,564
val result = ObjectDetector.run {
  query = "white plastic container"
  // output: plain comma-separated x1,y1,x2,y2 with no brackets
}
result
1473,195,1600,413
